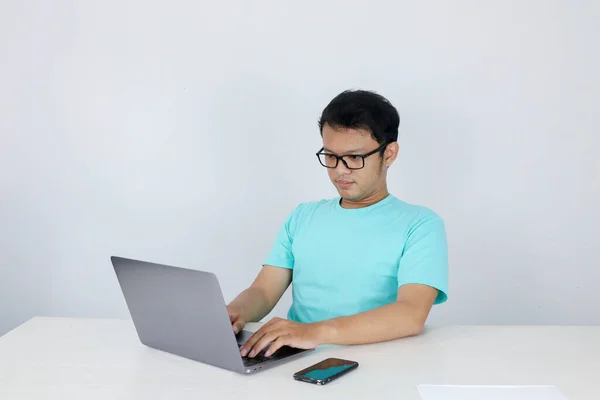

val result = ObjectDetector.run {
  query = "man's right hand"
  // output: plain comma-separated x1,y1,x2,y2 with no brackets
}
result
227,305,247,334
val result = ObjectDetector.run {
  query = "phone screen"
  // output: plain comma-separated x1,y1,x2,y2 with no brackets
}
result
294,358,358,383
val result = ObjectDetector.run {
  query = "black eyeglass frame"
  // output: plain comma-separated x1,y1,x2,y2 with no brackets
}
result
315,142,389,170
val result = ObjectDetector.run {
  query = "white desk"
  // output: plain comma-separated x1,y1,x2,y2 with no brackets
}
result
0,318,598,399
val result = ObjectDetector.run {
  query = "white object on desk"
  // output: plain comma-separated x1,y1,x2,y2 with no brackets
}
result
418,384,570,400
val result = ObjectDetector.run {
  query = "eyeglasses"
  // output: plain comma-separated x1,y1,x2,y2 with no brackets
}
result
316,142,388,170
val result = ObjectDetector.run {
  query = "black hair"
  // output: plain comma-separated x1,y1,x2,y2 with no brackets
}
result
318,89,400,145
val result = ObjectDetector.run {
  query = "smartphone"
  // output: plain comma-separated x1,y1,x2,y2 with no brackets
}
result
293,358,359,385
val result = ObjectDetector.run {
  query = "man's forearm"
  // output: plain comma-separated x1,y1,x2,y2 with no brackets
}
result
228,286,274,323
318,301,427,345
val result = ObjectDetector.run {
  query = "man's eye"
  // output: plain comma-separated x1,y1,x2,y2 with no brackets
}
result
348,155,361,160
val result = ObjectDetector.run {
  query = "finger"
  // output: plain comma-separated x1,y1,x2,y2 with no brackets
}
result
241,324,282,357
240,327,268,356
232,319,245,334
265,335,290,357
248,330,284,358
240,318,282,355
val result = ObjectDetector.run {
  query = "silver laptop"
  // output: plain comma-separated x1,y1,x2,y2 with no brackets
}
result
110,256,311,374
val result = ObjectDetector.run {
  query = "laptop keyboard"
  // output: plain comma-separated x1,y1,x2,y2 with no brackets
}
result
242,354,271,366
238,344,272,366
238,344,307,367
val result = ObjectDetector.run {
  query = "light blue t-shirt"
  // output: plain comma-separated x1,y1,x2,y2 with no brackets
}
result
264,194,448,323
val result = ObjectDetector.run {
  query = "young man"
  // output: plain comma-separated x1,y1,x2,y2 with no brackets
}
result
230,90,448,358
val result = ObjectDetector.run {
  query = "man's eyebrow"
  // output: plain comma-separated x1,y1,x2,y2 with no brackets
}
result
322,147,365,154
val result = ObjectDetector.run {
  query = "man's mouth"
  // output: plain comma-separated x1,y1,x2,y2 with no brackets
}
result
336,180,354,188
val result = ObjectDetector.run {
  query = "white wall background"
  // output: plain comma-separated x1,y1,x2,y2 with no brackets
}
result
1,0,599,336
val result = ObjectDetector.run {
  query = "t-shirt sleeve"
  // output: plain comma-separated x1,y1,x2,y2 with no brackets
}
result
397,213,449,304
263,207,298,270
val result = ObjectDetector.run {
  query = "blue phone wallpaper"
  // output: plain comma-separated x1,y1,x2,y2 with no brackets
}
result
304,364,354,380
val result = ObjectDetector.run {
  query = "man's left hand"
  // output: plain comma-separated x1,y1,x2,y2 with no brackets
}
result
239,317,332,358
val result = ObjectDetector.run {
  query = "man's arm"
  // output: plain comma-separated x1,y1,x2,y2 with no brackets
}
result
227,265,292,333
320,283,438,345
241,283,437,357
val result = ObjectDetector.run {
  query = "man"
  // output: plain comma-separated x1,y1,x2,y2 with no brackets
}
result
229,89,448,358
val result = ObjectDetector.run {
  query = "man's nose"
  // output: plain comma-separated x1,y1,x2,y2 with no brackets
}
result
335,159,351,174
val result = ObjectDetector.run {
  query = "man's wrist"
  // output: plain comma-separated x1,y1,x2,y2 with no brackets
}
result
312,319,339,345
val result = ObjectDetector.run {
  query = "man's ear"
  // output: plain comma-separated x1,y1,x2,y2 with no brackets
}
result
384,142,399,167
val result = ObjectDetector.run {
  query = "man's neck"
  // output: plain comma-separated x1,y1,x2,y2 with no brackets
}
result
340,187,390,209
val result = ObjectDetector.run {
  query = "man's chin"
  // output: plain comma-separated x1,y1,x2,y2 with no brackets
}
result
336,188,359,201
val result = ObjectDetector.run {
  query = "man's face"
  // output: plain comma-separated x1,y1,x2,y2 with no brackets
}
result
321,124,394,201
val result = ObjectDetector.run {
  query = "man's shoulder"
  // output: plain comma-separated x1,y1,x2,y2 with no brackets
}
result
289,197,337,216
286,195,444,228
281,198,336,234
386,196,445,228
390,196,441,218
